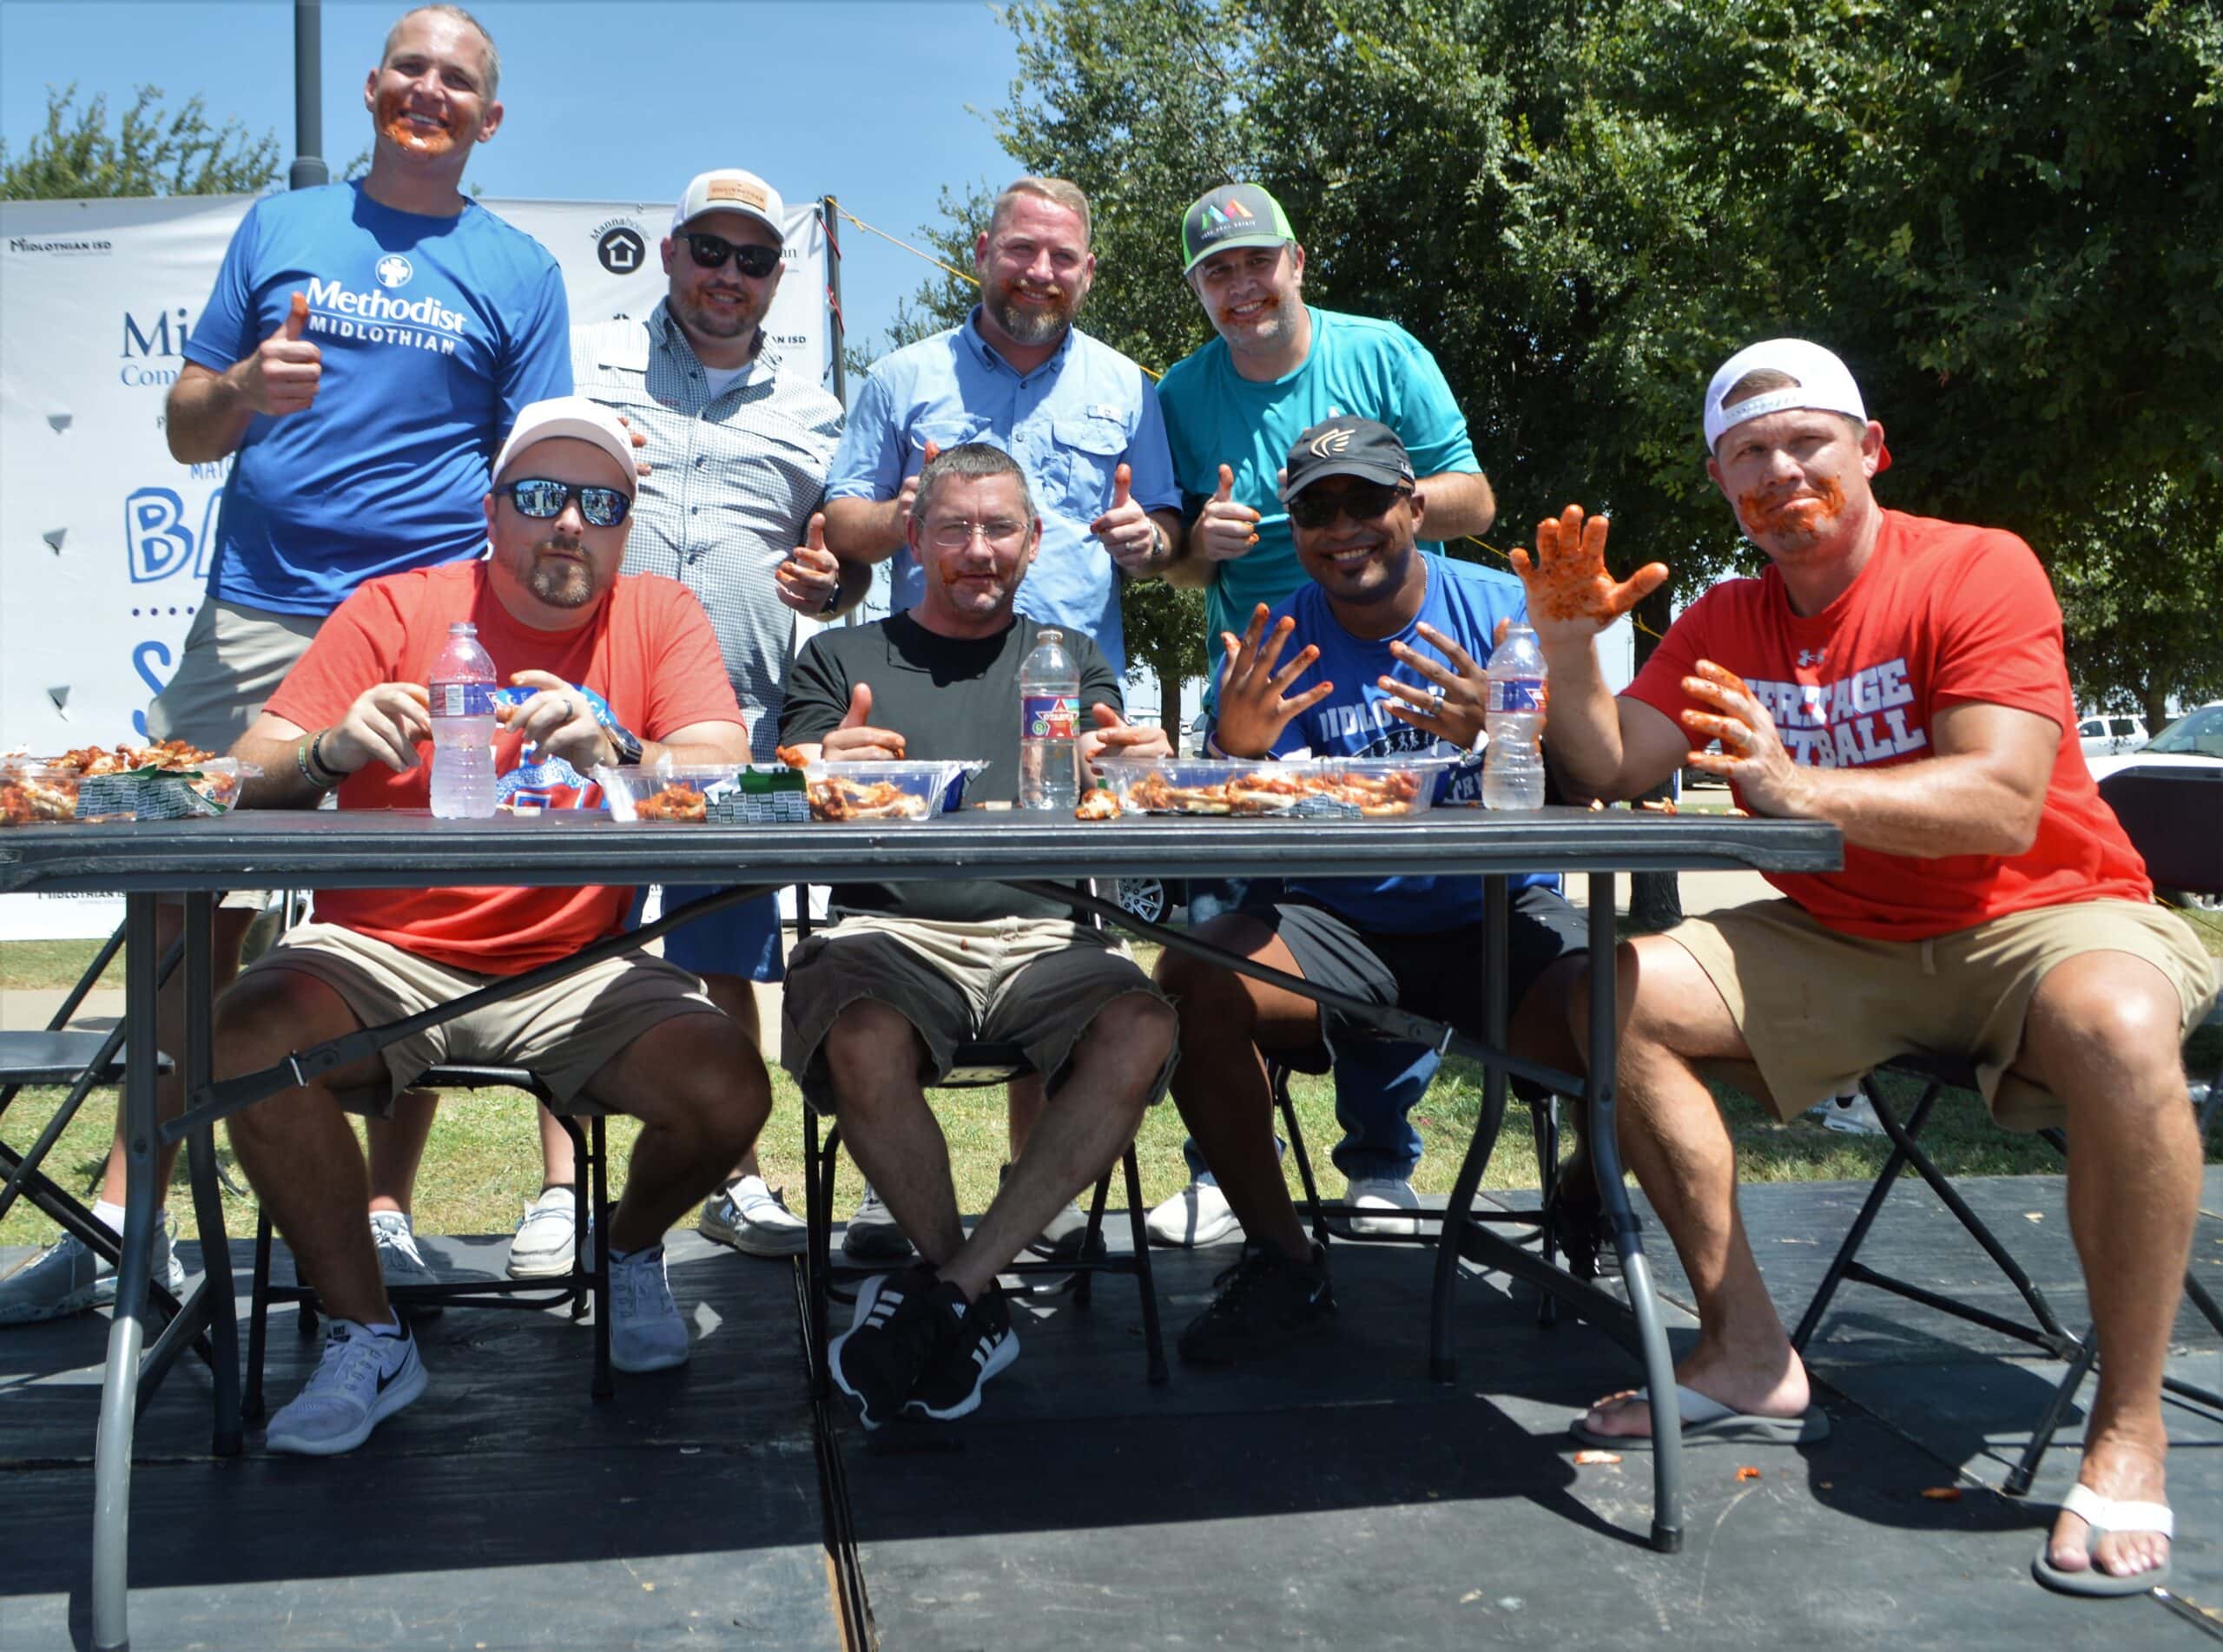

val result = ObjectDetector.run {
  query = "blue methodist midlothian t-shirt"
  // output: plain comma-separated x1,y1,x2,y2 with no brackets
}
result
822,309,1179,678
1156,306,1481,701
1250,554,1554,931
182,182,572,615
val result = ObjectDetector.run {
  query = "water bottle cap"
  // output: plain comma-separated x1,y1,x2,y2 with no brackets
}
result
449,621,476,635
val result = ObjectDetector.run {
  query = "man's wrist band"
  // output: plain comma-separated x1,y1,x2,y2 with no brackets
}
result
819,577,842,616
297,732,341,791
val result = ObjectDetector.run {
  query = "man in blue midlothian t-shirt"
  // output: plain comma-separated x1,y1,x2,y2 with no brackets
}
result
0,7,571,1333
1147,183,1502,1247
1156,418,1589,1366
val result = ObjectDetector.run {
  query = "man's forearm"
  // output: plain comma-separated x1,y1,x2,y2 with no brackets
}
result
819,497,906,563
1536,638,1635,797
163,365,255,464
1766,754,2046,859
232,727,337,808
1415,470,1496,543
825,558,874,618
1159,529,1215,589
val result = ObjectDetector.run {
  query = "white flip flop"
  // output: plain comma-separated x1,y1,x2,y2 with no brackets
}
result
2031,1481,2173,1597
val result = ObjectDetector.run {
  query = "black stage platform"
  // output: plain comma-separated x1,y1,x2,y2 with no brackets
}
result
4,1170,2220,1650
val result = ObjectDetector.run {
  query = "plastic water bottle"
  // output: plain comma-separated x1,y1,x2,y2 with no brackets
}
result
1483,621,1547,812
1018,628,1079,812
428,620,498,819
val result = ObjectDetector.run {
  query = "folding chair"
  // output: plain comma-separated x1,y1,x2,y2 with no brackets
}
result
1792,764,2223,1494
1266,1058,1581,1326
243,1064,611,1418
790,889,1167,1400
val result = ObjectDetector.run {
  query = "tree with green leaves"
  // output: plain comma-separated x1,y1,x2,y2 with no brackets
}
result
0,83,279,200
923,0,2221,726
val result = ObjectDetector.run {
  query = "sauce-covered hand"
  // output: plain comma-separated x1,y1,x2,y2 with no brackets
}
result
1680,660,1805,815
1193,464,1263,564
1212,603,1334,758
1509,505,1668,644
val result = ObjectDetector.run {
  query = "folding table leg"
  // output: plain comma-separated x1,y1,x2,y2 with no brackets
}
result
590,1119,612,1402
1120,1145,1169,1385
92,892,161,1652
181,894,242,1456
1582,874,1685,1553
1429,874,1509,1383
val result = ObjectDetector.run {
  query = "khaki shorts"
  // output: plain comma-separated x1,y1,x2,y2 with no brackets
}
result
145,599,325,755
1666,898,2220,1130
234,920,725,1113
780,914,1176,1116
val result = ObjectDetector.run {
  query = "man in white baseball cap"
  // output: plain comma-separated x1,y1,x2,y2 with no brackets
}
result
205,393,770,1454
1516,338,2217,1596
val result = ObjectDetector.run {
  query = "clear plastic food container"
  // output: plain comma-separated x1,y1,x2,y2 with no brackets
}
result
0,763,84,826
596,764,809,824
802,760,987,821
1095,755,1456,818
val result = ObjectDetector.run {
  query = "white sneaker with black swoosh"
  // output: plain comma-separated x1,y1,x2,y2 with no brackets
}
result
263,1318,426,1456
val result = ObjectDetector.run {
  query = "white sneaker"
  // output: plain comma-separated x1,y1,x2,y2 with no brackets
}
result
608,1243,689,1372
0,1212,185,1326
1144,1178,1243,1248
1821,1093,1886,1135
1344,1176,1422,1237
506,1185,579,1280
369,1209,442,1319
700,1175,807,1259
264,1318,425,1456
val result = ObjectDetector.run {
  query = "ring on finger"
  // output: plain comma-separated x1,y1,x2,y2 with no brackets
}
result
1427,688,1445,718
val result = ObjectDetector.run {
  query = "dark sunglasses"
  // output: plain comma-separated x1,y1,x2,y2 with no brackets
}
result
1287,480,1410,529
683,231,782,279
503,477,631,528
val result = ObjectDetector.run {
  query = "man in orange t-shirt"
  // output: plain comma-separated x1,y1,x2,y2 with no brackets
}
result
214,397,772,1457
1523,340,2217,1594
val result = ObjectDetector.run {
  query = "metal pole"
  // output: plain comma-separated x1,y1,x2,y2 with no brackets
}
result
821,194,846,404
290,0,329,190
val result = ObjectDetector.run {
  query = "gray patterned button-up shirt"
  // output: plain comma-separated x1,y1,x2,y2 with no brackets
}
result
572,301,845,761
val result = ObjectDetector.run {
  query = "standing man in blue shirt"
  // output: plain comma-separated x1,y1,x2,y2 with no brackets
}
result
1147,184,1499,1247
0,5,571,1330
1158,420,1586,1365
817,177,1182,1260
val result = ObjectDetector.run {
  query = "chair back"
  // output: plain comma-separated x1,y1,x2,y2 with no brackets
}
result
2099,767,2223,898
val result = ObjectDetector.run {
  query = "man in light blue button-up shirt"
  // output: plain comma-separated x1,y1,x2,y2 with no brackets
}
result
821,178,1182,680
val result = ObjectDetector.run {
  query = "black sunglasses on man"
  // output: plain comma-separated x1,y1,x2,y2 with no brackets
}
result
683,231,782,280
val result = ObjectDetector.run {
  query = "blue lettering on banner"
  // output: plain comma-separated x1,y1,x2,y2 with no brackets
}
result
131,640,174,739
124,488,194,582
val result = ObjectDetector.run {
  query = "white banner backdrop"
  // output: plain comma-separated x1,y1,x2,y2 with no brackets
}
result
0,192,828,939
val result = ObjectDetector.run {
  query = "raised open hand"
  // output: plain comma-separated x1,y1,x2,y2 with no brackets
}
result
1508,505,1668,641
1212,603,1333,757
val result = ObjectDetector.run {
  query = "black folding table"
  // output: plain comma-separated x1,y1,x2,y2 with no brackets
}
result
0,805,1841,1651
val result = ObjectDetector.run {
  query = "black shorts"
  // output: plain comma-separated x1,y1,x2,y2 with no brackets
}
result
1237,886,1589,1095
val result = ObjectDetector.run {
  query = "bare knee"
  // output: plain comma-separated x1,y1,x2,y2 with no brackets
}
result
821,998,927,1110
1073,992,1175,1109
1157,931,1257,1038
624,1015,770,1157
2031,970,2187,1121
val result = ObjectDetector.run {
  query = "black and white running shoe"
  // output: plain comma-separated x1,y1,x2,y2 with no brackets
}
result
903,1280,1019,1422
828,1262,948,1429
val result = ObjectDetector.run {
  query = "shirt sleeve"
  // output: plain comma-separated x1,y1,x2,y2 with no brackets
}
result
261,582,399,733
180,203,264,375
1622,591,1717,754
1121,369,1183,514
499,260,576,432
1927,530,2073,728
640,585,745,738
779,635,853,745
822,368,901,502
1390,331,1480,479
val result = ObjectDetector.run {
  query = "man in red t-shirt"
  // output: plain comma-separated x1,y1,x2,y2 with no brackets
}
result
214,397,772,1457
1523,339,2217,1593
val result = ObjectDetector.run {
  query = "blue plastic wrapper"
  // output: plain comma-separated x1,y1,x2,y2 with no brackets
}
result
487,681,617,811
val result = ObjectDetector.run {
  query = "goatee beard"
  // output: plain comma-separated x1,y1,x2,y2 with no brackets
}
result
992,286,1076,346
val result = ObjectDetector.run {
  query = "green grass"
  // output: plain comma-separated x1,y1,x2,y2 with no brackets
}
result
3,921,2218,1249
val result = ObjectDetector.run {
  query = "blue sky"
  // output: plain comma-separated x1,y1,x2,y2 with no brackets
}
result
0,0,1020,357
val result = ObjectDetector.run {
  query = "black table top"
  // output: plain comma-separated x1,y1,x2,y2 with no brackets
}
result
0,806,1842,895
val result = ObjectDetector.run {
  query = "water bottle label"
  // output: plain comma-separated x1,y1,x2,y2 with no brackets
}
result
1490,677,1546,714
1021,694,1078,740
437,682,496,717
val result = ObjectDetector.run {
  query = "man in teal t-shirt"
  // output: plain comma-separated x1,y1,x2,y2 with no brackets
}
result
1145,183,1501,1247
